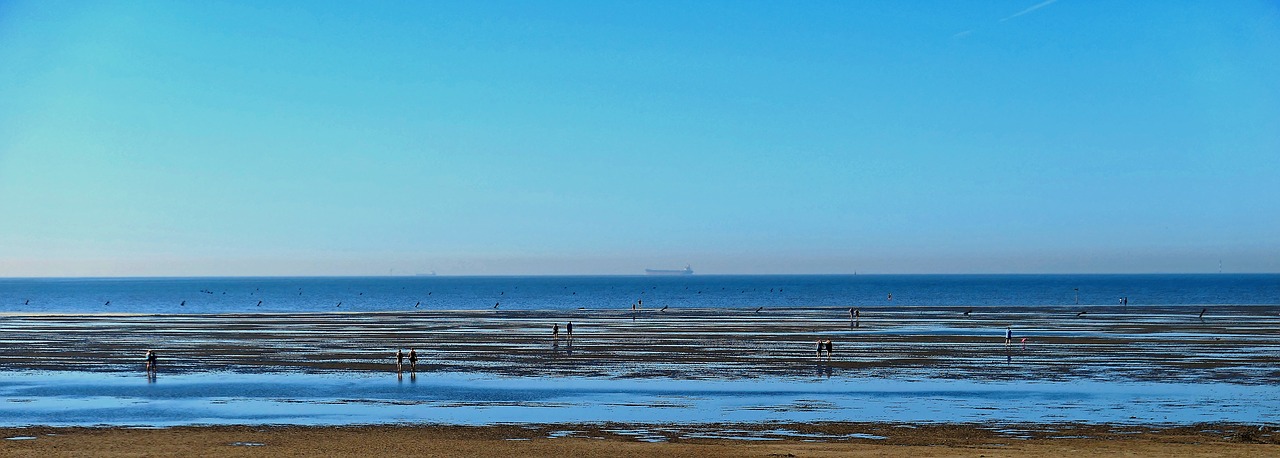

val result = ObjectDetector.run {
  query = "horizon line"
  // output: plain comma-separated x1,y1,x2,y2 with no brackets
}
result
1,272,1273,280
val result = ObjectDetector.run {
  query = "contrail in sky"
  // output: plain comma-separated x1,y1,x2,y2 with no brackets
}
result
1000,0,1060,22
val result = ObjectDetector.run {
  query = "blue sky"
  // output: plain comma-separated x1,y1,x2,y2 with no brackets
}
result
1,0,1277,276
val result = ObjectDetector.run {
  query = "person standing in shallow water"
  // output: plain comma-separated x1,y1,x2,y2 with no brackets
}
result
553,323,560,341
1005,327,1013,347
567,322,573,341
396,349,404,372
408,349,418,372
145,350,157,373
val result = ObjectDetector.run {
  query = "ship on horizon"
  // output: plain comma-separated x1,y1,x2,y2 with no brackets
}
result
645,265,693,275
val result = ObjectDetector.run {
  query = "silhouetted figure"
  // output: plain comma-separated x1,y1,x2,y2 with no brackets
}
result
567,322,573,340
396,349,404,372
553,323,560,341
825,340,833,360
408,349,418,372
145,350,157,373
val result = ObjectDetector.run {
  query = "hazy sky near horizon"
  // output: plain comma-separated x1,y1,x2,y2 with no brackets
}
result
2,0,1278,276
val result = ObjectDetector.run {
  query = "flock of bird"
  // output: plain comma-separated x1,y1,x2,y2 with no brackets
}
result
11,287,1224,320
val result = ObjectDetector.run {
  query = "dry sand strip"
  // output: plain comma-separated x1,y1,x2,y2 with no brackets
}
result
1,306,1277,383
1,423,1276,457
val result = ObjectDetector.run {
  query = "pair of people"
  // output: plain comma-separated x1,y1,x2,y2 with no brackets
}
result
553,322,573,340
815,339,834,359
144,349,158,373
395,348,419,372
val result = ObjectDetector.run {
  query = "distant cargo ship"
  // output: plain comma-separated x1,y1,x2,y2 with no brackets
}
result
645,265,693,275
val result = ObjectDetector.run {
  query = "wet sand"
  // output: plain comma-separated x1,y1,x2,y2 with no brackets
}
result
1,423,1276,457
2,307,1278,454
1,305,1276,383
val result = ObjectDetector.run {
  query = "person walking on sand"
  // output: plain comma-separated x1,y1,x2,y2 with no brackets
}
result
825,340,833,361
396,349,404,372
408,349,418,372
1005,327,1013,347
567,321,573,340
553,323,560,341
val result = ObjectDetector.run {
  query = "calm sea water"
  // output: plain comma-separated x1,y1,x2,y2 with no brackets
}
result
2,274,1277,314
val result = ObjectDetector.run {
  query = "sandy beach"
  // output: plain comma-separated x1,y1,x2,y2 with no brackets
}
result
2,423,1276,457
2,307,1277,455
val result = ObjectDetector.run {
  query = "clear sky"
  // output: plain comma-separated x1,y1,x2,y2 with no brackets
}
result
1,0,1277,276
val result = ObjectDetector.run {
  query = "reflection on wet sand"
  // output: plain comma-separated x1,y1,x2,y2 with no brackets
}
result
0,305,1276,384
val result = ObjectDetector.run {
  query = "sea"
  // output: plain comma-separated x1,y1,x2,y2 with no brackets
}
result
2,273,1277,314
1,274,1277,429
